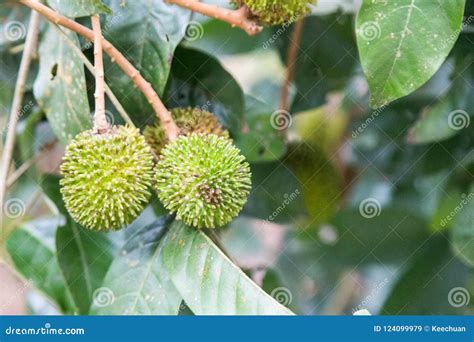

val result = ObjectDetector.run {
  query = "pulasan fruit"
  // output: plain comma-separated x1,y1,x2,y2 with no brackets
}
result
60,125,154,231
233,0,314,26
154,133,251,229
143,107,228,155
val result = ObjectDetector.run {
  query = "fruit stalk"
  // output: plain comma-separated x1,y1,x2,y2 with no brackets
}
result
91,15,110,133
166,0,262,36
19,0,180,140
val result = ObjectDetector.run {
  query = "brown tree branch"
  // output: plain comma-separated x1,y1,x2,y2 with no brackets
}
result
0,10,40,230
279,19,304,112
167,0,262,36
19,0,180,140
91,15,110,133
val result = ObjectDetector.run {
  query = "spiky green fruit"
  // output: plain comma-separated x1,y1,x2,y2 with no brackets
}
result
143,107,228,155
60,125,154,231
154,134,251,229
234,0,314,25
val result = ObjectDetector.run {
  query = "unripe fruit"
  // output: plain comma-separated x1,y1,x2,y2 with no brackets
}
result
154,134,251,229
143,107,228,155
234,0,314,25
60,125,154,231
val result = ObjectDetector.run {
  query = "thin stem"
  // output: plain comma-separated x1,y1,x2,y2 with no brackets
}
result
0,10,40,231
279,19,304,112
19,0,180,140
50,24,133,126
91,15,109,133
167,0,262,36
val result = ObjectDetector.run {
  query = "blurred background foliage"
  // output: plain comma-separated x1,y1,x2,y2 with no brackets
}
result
0,0,473,315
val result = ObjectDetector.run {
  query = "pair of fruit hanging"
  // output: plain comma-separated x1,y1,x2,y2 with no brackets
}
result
59,0,314,231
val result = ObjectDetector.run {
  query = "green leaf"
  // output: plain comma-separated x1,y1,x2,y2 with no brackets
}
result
356,0,466,107
161,221,294,315
6,218,75,313
33,24,92,144
451,187,474,267
103,0,190,126
165,47,244,135
90,216,182,315
56,220,114,314
47,0,111,17
382,236,473,314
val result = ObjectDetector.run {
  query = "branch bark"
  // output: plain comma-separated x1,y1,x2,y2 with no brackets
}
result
91,15,110,133
0,10,40,230
167,0,262,36
19,0,180,140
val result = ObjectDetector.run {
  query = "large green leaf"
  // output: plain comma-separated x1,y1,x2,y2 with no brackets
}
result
356,0,465,107
103,0,190,126
451,186,474,267
165,47,245,135
47,0,111,17
161,221,294,315
33,24,91,144
56,220,114,314
6,218,75,313
382,236,473,314
91,216,182,315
